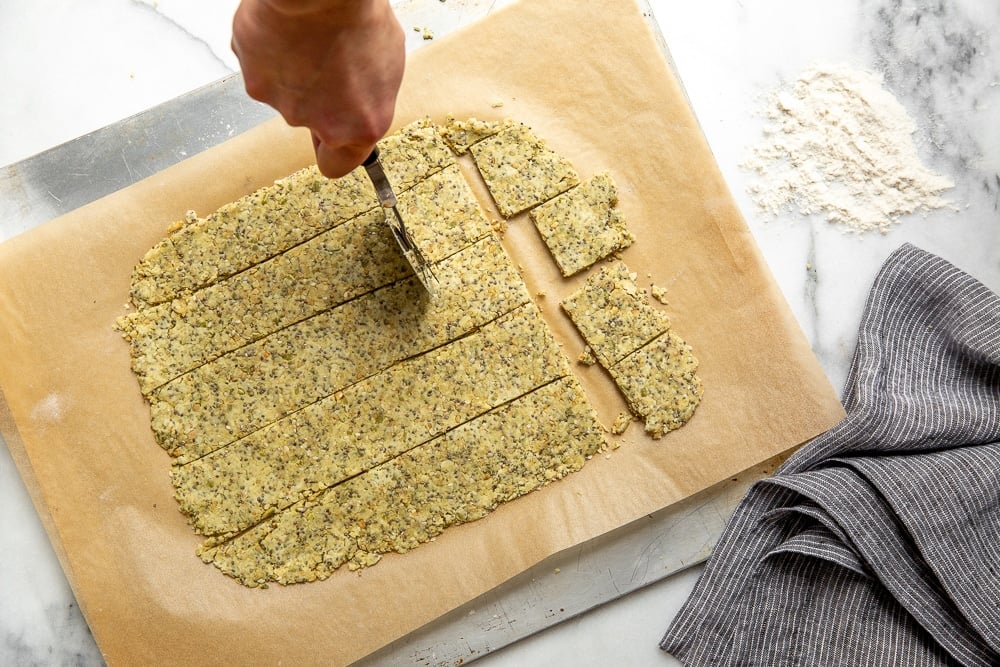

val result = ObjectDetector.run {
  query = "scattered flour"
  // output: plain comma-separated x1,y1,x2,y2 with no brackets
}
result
743,64,954,234
30,393,65,423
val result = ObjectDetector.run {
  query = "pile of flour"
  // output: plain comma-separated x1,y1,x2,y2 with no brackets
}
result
743,64,953,234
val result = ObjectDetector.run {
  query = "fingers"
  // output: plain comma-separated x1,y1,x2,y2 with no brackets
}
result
308,96,396,177
231,0,405,179
312,132,375,179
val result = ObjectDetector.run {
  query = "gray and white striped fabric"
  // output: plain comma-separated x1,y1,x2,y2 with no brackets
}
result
660,244,1000,666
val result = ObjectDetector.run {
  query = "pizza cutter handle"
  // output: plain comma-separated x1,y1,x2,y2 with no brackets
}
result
362,148,397,209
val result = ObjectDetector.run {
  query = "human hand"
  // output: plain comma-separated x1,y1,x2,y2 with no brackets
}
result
232,0,405,178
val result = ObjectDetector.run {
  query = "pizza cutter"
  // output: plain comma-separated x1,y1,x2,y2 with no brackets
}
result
362,148,439,296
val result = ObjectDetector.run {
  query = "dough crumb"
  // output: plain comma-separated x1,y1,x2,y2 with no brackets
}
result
610,412,632,435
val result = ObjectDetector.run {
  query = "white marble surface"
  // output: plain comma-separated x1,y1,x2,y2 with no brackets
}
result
1,0,997,665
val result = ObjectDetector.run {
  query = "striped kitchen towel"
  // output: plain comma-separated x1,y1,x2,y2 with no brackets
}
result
660,244,999,666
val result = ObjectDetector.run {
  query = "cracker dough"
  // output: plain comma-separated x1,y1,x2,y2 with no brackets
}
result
173,302,568,538
121,158,500,395
470,121,580,218
128,167,376,309
609,332,703,438
439,115,510,155
560,262,671,368
128,118,453,309
150,236,529,462
528,172,634,276
200,376,604,586
118,207,410,393
561,261,702,438
120,117,660,587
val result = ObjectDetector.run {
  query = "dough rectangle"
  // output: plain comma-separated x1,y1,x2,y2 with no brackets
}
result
529,172,634,276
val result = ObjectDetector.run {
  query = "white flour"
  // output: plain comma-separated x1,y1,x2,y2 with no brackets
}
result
743,64,954,234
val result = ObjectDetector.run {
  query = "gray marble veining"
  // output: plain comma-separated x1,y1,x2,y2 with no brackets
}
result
864,1,1000,184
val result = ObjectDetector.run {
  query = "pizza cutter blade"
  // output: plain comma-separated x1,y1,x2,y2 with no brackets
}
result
362,148,439,296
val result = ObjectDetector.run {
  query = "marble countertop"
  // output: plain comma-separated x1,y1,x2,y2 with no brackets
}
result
1,0,996,665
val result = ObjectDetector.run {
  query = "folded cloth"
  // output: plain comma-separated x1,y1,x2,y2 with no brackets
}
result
660,244,1000,666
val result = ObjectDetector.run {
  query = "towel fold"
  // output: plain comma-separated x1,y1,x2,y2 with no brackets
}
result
660,244,999,666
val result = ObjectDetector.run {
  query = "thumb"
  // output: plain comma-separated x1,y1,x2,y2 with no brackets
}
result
312,132,374,179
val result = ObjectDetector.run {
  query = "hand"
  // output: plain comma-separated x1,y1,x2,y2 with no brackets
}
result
232,0,405,178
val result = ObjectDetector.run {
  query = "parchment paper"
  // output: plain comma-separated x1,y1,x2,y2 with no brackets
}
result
0,0,844,664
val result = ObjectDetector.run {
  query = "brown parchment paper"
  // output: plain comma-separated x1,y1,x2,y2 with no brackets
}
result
0,0,844,664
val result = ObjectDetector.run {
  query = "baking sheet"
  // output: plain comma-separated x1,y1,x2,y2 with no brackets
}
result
0,0,844,664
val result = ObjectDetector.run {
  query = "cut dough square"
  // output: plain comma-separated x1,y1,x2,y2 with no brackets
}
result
439,115,511,155
396,163,494,262
609,332,703,439
560,262,671,367
377,117,456,191
529,172,634,276
470,122,580,218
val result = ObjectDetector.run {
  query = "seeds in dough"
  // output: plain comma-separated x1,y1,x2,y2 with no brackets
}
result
560,262,671,368
529,172,634,276
470,121,580,218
